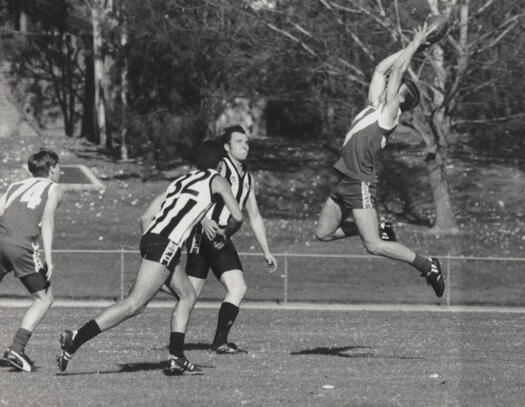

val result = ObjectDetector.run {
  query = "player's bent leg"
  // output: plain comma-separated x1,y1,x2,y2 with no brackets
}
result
168,264,197,334
58,259,170,372
353,209,444,297
220,269,247,307
4,277,53,372
164,266,203,376
96,259,170,331
209,269,247,354
315,197,345,241
20,286,54,332
188,276,206,299
352,208,415,263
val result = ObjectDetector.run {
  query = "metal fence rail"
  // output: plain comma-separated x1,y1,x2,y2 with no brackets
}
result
41,249,525,307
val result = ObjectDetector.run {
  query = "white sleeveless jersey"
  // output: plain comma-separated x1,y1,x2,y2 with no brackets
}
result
207,156,252,227
144,169,219,245
0,177,55,243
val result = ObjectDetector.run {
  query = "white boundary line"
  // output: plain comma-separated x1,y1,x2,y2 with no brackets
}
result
1,299,525,313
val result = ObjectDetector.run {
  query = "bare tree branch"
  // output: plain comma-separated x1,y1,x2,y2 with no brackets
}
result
263,22,318,57
472,0,495,17
475,17,521,53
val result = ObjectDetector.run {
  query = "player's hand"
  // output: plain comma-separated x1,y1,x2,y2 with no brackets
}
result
41,262,53,281
201,218,220,241
264,253,277,274
412,23,428,45
211,229,227,251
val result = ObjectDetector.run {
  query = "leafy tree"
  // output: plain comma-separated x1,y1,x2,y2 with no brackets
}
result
0,0,86,137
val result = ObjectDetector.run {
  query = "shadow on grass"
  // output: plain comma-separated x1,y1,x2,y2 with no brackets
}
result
291,345,426,360
151,342,212,352
56,357,215,376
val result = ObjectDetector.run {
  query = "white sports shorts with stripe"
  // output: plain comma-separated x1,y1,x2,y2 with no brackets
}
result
329,175,377,212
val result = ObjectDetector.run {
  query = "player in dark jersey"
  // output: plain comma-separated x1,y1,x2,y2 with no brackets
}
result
57,141,244,376
315,25,445,297
178,125,276,354
0,150,63,372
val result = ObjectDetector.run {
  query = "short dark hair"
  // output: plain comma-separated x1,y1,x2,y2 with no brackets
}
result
220,125,246,146
27,150,59,177
399,78,420,111
189,140,224,170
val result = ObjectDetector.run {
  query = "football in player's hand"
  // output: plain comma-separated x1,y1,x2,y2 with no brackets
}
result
418,14,450,52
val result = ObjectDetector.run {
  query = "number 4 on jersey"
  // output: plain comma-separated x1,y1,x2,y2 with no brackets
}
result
20,182,49,209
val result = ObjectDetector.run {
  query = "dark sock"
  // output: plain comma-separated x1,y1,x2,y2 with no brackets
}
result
73,320,101,352
340,221,359,237
412,254,432,274
213,302,239,346
10,328,32,354
169,332,185,358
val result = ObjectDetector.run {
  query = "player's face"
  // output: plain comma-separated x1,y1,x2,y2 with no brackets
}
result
50,163,61,182
226,132,249,162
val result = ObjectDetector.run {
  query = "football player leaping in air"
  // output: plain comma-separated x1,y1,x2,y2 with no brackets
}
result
315,25,445,297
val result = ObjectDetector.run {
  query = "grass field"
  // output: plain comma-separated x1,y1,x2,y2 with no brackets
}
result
1,306,525,407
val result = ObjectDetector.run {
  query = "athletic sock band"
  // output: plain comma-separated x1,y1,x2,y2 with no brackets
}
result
73,320,101,352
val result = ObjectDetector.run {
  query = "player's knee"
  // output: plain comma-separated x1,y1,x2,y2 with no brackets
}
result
362,239,384,256
123,296,147,317
179,284,197,305
230,280,247,299
315,227,331,242
33,289,54,308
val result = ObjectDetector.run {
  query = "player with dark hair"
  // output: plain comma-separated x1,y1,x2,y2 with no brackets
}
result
315,25,445,297
174,125,276,354
57,141,244,375
0,150,63,372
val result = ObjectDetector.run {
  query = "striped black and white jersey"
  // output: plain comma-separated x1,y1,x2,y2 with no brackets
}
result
144,169,219,246
207,156,252,227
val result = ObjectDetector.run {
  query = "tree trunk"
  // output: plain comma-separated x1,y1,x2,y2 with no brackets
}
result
425,149,458,232
92,2,110,148
119,26,129,160
81,51,99,144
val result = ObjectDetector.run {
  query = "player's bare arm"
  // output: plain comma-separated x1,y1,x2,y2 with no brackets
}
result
40,184,64,279
211,175,243,235
382,25,427,124
140,191,167,233
0,193,6,217
245,188,277,272
368,50,404,105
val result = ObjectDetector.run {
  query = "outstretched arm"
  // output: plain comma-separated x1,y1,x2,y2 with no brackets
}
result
382,26,427,125
368,50,404,105
245,188,277,272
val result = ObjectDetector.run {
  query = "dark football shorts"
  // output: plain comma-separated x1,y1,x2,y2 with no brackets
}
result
0,237,50,293
329,176,377,213
140,233,181,272
186,235,243,280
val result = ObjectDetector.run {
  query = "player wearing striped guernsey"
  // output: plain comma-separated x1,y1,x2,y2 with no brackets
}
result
1,150,63,372
57,141,244,375
315,25,444,297
182,125,276,354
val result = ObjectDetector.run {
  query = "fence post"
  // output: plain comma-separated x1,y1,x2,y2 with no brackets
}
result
120,248,125,300
446,254,451,307
283,250,288,305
